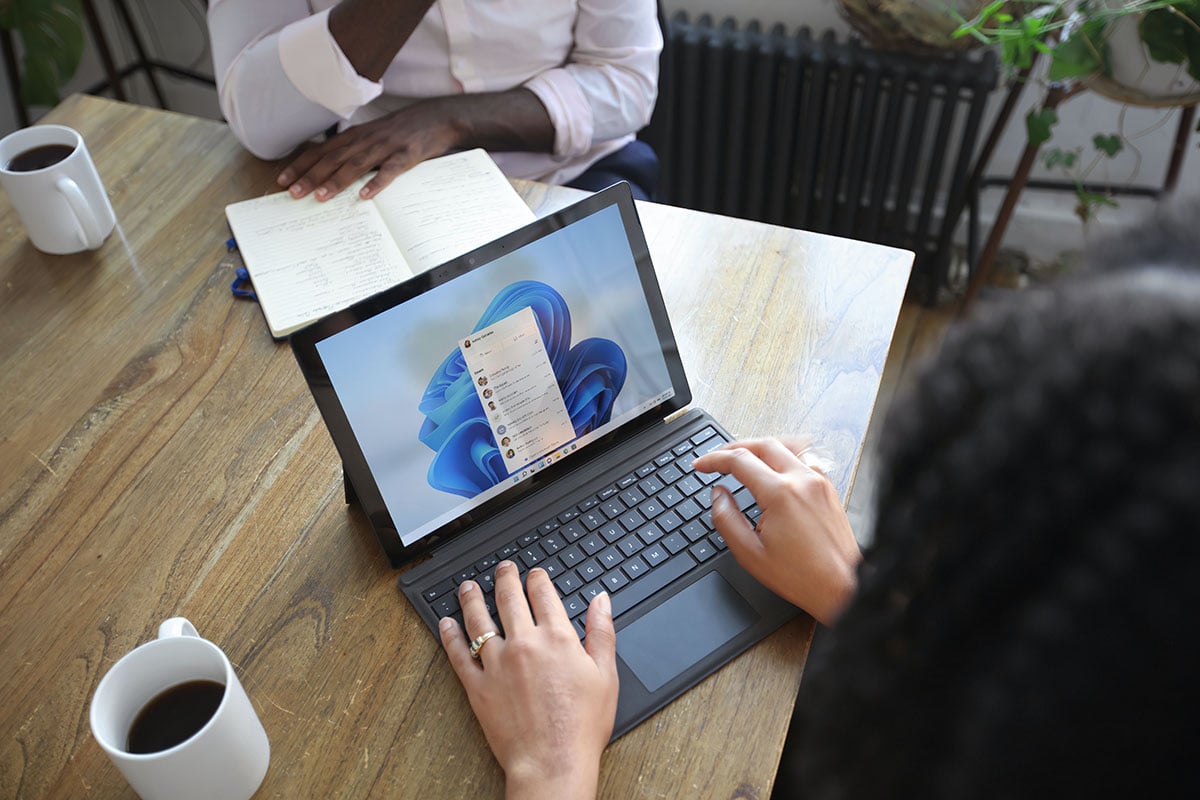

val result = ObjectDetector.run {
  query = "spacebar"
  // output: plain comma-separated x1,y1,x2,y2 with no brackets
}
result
611,554,699,619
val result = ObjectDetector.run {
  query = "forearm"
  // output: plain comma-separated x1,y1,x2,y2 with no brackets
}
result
435,89,555,155
328,0,436,81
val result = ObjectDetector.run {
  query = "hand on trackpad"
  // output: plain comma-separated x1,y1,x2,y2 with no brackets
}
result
616,572,760,692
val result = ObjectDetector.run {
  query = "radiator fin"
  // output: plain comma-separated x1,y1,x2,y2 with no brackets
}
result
642,13,998,303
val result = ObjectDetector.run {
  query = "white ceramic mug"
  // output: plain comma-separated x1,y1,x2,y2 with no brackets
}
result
89,618,270,800
0,124,116,254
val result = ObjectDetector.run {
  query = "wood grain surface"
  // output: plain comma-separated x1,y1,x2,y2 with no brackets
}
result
0,95,911,799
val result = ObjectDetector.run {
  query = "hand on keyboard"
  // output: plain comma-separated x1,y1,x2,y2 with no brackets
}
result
439,561,618,798
693,437,861,627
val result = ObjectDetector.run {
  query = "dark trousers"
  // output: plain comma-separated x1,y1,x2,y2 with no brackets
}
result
566,139,659,200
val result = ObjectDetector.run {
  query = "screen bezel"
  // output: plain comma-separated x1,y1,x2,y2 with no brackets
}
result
290,182,691,566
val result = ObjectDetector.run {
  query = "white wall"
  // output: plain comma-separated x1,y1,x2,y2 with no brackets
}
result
3,0,1194,264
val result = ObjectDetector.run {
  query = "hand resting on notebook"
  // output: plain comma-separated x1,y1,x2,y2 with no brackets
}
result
693,437,862,627
439,562,617,800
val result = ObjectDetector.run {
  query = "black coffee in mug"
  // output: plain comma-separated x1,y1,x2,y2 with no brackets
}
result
6,143,75,173
126,679,226,754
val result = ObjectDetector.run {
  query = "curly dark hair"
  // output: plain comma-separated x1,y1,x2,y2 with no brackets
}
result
786,263,1200,797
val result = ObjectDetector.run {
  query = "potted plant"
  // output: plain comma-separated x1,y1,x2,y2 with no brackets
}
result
0,0,86,111
954,0,1200,220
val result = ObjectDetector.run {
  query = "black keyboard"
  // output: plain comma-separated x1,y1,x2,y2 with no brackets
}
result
420,425,761,638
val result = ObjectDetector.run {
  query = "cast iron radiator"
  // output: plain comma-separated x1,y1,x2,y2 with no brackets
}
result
640,13,999,303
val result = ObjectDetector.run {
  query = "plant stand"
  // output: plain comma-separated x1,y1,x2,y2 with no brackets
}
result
962,71,1197,311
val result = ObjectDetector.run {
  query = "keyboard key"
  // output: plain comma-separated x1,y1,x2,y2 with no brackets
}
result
454,568,478,584
598,485,619,501
621,555,649,580
581,581,606,601
662,532,689,554
558,509,579,523
733,487,756,511
559,544,585,567
600,498,625,519
691,427,718,445
654,451,674,467
519,531,540,546
576,558,603,580
658,487,684,508
581,510,606,531
478,572,496,593
555,570,584,595
598,523,624,545
675,498,702,521
475,554,500,573
635,462,656,478
689,541,717,562
562,594,588,618
637,498,664,520
638,475,665,496
432,593,459,618
675,451,697,473
694,437,724,457
681,520,709,542
678,474,703,496
538,519,560,534
672,442,693,456
580,534,605,556
637,522,664,545
619,509,645,531
496,543,519,560
596,545,624,570
540,534,564,553
422,579,456,603
541,556,564,579
618,486,645,507
658,510,683,532
642,543,668,566
610,552,698,618
577,496,600,512
518,547,543,569
659,464,684,484
617,533,645,557
560,521,585,542
616,474,638,489
710,531,727,550
602,570,630,592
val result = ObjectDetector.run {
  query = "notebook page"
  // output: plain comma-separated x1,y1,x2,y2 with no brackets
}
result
226,184,412,338
372,149,536,274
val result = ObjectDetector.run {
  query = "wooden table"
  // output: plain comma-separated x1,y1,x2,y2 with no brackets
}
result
0,94,911,798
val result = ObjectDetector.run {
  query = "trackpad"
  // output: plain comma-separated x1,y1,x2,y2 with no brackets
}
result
617,572,760,692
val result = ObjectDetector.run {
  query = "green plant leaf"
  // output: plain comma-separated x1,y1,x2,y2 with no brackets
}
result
1048,18,1108,81
1093,134,1123,157
1139,3,1200,82
2,0,86,108
1044,147,1078,170
1074,188,1119,224
1026,108,1059,147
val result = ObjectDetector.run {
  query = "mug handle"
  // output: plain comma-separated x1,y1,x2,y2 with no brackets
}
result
55,176,105,250
158,617,200,639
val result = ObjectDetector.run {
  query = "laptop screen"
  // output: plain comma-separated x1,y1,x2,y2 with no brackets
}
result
292,184,691,565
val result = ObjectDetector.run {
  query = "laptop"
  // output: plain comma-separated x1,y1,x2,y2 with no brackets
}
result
290,182,798,738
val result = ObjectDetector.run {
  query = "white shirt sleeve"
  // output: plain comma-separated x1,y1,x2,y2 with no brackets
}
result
523,0,662,161
208,0,380,160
